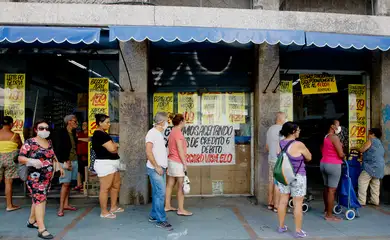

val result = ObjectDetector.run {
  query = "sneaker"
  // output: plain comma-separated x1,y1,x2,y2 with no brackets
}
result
156,221,173,231
148,217,157,223
294,230,307,238
277,225,288,233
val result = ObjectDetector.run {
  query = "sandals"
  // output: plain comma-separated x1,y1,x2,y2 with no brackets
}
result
57,212,64,217
110,207,124,214
100,213,116,219
27,221,38,229
64,206,77,211
38,229,54,239
6,206,21,212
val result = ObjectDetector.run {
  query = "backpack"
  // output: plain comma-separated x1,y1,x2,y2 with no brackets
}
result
273,140,303,186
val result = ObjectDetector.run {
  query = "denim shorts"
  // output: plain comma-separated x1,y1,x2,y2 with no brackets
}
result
59,160,78,184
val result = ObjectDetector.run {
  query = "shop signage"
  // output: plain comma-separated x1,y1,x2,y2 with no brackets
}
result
202,93,222,124
178,92,198,124
279,81,293,120
88,78,109,165
348,84,366,150
183,125,236,166
299,74,338,95
4,73,25,141
226,93,246,124
153,93,174,117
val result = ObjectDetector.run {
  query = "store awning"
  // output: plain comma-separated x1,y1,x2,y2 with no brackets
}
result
306,32,390,51
109,26,306,45
0,26,101,44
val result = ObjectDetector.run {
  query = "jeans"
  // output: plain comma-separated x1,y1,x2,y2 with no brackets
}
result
147,167,167,223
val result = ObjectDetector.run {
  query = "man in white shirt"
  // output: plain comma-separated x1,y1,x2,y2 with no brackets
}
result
145,112,173,231
265,112,286,212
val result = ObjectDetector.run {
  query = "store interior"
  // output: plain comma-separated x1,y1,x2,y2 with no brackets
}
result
0,39,119,197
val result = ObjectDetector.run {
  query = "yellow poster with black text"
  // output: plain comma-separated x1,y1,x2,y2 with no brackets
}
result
300,74,338,95
4,74,25,142
153,93,174,118
226,93,246,124
279,81,293,121
88,78,109,166
202,93,222,125
348,84,366,150
178,92,198,124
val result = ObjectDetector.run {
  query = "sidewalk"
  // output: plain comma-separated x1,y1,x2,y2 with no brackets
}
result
1,197,390,240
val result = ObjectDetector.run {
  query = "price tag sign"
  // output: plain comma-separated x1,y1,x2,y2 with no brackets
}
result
348,84,366,150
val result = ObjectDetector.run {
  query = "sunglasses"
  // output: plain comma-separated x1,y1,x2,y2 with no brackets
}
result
38,127,50,131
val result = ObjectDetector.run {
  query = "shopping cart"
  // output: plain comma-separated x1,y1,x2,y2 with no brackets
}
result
333,159,361,220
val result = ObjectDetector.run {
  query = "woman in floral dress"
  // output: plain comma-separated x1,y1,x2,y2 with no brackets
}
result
18,120,64,239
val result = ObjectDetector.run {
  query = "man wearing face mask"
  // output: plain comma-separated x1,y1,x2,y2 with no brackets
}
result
53,115,79,217
265,112,287,213
320,119,345,222
145,112,173,231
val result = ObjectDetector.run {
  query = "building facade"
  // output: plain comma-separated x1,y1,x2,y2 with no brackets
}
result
1,0,390,204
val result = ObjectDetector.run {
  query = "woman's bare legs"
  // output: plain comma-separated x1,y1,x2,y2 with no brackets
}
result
35,201,52,237
109,172,121,212
99,173,114,216
177,177,192,216
293,197,304,232
277,194,290,228
165,175,177,211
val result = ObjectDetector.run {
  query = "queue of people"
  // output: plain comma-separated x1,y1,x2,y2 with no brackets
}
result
266,113,386,239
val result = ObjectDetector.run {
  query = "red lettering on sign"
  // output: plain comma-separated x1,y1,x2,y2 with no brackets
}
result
91,93,107,107
350,125,366,138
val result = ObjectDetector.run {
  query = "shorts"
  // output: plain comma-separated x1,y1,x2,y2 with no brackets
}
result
278,174,307,197
167,160,185,177
94,159,120,177
268,161,276,184
59,160,78,184
0,151,19,179
320,162,341,188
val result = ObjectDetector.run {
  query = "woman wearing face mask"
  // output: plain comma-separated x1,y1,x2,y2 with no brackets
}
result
18,120,64,239
92,114,123,219
320,120,345,222
165,114,193,216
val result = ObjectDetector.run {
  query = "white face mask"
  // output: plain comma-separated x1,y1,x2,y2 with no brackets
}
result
335,126,342,134
37,131,50,139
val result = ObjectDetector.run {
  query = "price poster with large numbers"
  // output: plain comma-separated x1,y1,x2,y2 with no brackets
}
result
348,84,366,150
279,81,293,120
88,78,109,166
178,92,198,124
226,93,246,124
153,93,174,117
201,93,222,125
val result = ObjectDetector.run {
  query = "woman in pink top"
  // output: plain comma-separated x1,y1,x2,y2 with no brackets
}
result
164,114,193,216
320,120,345,222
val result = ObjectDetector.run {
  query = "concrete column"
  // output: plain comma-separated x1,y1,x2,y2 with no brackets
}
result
371,51,390,176
252,0,279,10
375,0,390,16
119,40,149,205
254,44,280,204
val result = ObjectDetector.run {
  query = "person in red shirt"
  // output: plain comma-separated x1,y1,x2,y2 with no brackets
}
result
164,114,193,216
76,121,89,191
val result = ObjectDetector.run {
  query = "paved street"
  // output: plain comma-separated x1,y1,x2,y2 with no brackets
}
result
1,197,390,240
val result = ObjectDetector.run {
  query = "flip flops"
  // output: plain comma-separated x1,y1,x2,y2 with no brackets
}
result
110,207,124,213
6,206,21,212
100,213,116,219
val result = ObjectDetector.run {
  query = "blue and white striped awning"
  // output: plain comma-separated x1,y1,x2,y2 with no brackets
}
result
306,32,390,51
0,26,101,44
109,26,306,45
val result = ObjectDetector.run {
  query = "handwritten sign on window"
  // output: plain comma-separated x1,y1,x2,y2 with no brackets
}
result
299,74,338,95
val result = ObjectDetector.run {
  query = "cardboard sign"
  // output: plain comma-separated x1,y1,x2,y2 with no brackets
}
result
183,125,235,166
4,74,25,142
178,92,198,124
279,81,293,120
226,93,246,124
300,74,338,95
153,93,173,117
348,84,366,149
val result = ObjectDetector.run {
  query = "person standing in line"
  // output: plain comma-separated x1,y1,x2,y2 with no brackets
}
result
146,112,173,231
0,116,22,212
92,114,123,219
19,120,64,239
165,114,193,216
266,112,286,212
277,122,312,239
76,121,89,191
357,128,385,206
320,120,345,222
53,115,79,217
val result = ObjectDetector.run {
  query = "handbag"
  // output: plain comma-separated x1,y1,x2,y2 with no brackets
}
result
273,141,303,186
183,171,191,195
18,164,28,182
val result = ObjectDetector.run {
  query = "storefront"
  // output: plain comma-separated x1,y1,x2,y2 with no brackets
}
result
0,26,120,197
